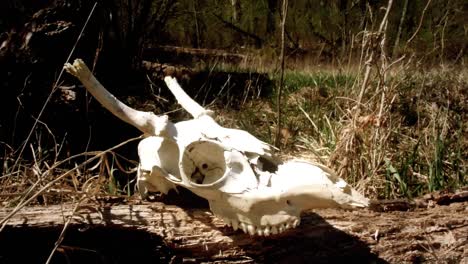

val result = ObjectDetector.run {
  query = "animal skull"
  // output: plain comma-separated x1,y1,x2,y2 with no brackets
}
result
64,59,369,236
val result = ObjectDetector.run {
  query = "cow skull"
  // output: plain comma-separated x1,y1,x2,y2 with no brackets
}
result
64,59,369,236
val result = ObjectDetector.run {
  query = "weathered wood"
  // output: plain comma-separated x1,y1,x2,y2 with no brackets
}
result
1,198,467,263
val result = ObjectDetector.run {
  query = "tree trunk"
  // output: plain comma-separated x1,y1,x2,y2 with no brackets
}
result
274,0,288,148
392,0,409,57
266,0,278,34
231,0,242,23
1,196,467,263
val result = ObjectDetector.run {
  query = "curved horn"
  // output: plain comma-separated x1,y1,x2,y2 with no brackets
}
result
164,76,214,118
64,59,170,136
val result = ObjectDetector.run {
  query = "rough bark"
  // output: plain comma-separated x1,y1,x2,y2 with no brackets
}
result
1,195,467,263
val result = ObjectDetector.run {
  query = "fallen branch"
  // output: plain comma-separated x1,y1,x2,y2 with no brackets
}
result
1,200,467,263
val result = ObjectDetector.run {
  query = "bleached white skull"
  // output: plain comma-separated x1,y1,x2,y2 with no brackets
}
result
65,59,369,236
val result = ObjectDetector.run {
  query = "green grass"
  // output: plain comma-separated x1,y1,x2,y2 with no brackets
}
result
220,65,467,199
279,70,356,92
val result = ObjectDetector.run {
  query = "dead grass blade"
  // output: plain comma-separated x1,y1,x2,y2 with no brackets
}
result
0,136,142,231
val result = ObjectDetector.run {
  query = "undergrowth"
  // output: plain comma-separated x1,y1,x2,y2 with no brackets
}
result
1,62,466,213
0,17,466,211
220,64,467,199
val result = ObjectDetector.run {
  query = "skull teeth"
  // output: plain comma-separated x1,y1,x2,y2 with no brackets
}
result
257,228,264,236
240,222,247,233
278,224,285,233
217,214,300,236
232,220,239,231
247,224,256,235
222,217,231,227
271,225,279,235
292,219,300,228
221,217,300,236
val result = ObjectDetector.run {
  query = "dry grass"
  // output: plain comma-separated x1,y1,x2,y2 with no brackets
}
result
1,136,140,219
1,44,465,209
0,134,139,262
210,21,467,198
215,64,466,200
208,5,467,199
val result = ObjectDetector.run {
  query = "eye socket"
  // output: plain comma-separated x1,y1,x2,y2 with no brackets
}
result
181,140,227,186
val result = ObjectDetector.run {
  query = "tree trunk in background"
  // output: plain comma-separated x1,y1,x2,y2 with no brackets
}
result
392,0,408,57
231,0,242,23
191,0,201,48
266,0,278,34
0,0,177,155
101,0,176,84
358,0,367,32
339,0,349,58
274,0,288,148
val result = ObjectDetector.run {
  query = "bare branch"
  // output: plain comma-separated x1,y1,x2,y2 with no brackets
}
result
406,0,432,45
274,0,288,148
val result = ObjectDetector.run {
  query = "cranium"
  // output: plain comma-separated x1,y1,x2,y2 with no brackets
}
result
65,59,369,236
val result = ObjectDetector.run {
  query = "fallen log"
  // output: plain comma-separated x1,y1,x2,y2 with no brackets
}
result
0,198,467,263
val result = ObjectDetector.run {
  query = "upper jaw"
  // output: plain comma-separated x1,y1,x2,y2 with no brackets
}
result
206,173,368,236
209,192,302,236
